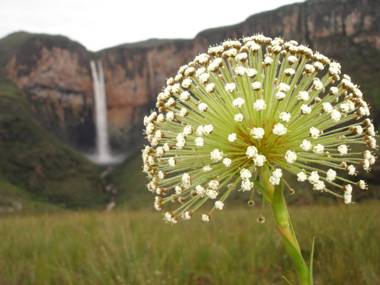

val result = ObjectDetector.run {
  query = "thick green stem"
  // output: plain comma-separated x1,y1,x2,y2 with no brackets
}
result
272,185,311,285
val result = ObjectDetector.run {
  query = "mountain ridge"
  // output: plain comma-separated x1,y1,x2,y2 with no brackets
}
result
0,0,379,154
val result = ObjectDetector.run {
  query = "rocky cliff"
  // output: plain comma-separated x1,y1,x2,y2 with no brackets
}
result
0,32,95,150
99,39,196,150
0,0,379,154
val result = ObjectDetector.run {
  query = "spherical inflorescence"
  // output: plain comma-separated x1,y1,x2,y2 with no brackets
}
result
142,34,377,223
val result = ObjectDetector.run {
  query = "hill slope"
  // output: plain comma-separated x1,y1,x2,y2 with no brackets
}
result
0,80,107,208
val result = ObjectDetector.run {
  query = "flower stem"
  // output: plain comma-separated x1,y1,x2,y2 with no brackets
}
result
266,181,312,285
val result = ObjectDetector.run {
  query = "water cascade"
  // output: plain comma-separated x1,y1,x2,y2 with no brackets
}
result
89,60,121,164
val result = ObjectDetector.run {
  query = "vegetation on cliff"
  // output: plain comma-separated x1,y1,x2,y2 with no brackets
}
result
0,80,107,208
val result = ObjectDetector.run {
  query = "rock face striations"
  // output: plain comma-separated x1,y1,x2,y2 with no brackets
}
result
0,0,379,154
99,39,196,151
0,33,95,150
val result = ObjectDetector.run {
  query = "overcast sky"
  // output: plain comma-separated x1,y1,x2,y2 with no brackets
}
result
0,0,304,51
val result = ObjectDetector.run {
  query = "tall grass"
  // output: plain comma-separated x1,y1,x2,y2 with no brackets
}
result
0,203,379,285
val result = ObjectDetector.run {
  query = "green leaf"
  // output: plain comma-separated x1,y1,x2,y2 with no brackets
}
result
309,237,316,285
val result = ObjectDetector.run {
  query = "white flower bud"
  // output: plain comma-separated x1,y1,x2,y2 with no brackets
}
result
275,91,286,100
206,83,215,93
326,169,336,182
301,104,312,114
234,113,244,122
180,91,190,101
309,127,321,139
201,214,210,222
210,149,223,162
251,127,265,140
240,168,252,179
225,83,236,92
202,165,212,172
254,154,266,167
279,112,291,122
251,82,262,91
313,144,324,154
273,123,287,136
347,165,357,176
344,185,352,204
214,200,224,210
338,144,348,155
234,66,246,76
195,185,205,196
297,171,307,182
195,137,204,147
206,189,218,199
232,97,245,108
330,109,342,122
208,180,219,190
285,150,297,163
278,83,290,92
181,78,192,89
322,102,333,113
300,139,312,151
198,102,208,112
228,133,237,142
168,157,176,167
297,91,309,101
241,179,254,191
308,171,320,184
223,158,232,167
246,146,258,158
246,68,257,77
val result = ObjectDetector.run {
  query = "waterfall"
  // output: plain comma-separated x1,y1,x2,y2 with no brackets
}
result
89,60,120,165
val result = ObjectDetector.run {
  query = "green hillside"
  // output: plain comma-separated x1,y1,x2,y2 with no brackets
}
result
0,80,107,209
110,153,151,209
0,180,61,214
0,32,33,69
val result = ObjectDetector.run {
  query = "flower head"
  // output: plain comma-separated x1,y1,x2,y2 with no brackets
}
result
143,35,377,223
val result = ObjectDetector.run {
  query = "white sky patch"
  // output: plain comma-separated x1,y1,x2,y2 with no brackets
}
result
0,0,304,51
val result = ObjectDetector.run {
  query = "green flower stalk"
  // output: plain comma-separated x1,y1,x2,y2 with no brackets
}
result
142,34,377,284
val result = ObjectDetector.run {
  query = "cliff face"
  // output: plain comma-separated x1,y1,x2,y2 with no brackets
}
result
0,33,95,150
100,40,197,150
0,0,379,153
195,0,380,52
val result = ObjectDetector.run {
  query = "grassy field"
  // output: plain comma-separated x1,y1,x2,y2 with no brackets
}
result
0,203,379,285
